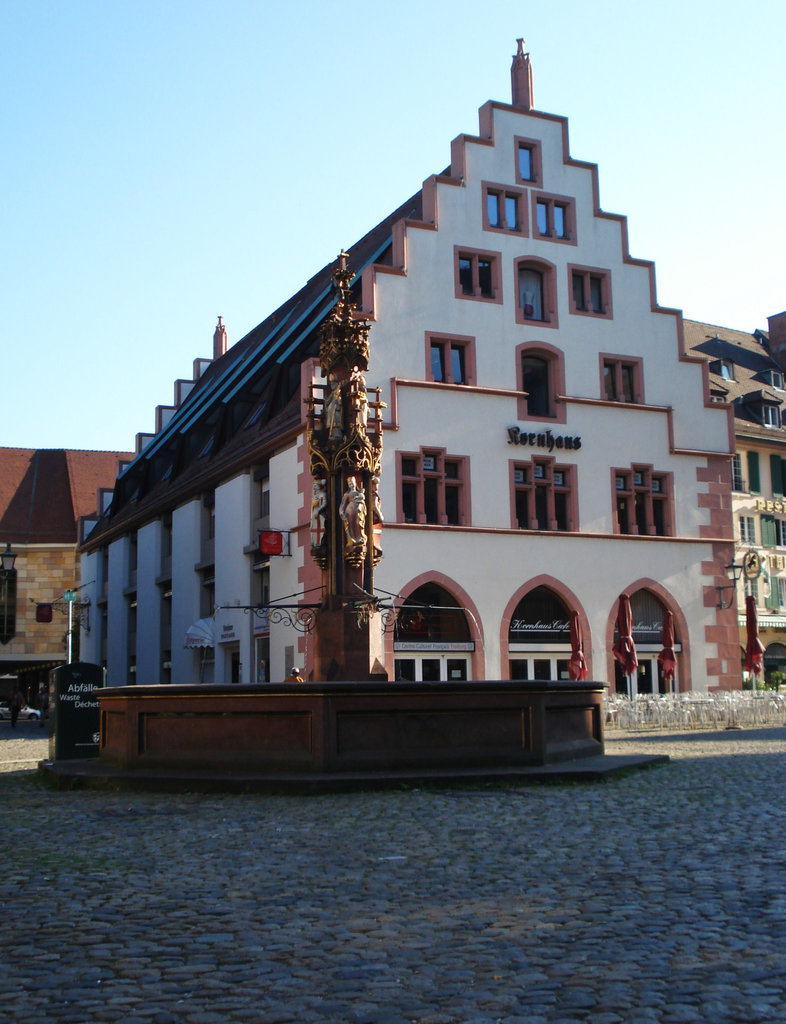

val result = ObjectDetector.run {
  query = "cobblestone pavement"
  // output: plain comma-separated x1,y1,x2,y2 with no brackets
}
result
2,721,786,1023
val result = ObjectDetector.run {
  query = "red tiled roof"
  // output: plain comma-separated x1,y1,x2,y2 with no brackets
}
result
0,448,131,546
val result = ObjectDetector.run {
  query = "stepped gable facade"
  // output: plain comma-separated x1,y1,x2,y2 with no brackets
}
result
81,45,737,693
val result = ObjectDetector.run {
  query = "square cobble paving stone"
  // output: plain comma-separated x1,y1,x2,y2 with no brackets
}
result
3,727,786,1022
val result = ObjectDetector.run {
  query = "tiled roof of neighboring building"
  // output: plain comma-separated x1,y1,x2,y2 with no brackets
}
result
0,448,132,545
684,319,786,442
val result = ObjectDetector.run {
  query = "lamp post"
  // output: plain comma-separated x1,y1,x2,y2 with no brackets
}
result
716,562,744,610
0,542,17,645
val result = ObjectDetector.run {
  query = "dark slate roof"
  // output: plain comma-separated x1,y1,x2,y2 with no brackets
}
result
84,188,425,548
0,449,132,546
684,319,786,442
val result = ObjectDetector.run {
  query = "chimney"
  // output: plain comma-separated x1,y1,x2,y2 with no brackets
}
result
768,311,786,372
511,38,534,110
213,316,228,361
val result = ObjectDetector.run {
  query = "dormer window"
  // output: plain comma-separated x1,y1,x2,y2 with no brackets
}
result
763,404,781,429
710,359,734,381
768,369,784,390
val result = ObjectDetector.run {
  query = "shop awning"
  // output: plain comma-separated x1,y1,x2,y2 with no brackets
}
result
739,616,786,630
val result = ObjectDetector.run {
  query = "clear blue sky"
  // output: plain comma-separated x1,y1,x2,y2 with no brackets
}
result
2,0,783,452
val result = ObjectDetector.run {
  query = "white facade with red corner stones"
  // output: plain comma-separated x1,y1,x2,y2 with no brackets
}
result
80,47,739,693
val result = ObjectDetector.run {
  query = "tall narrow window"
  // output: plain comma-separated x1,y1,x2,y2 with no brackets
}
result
459,256,473,295
505,195,519,230
521,356,551,418
516,342,566,423
516,258,557,327
732,453,744,492
519,268,543,321
514,137,542,187
739,516,756,544
518,146,533,181
747,451,760,493
431,342,446,382
487,192,500,227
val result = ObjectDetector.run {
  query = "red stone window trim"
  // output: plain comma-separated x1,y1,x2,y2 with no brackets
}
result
514,256,559,328
531,191,577,245
398,448,470,526
568,264,613,319
425,332,477,386
514,341,567,424
482,181,528,236
514,136,543,188
599,354,644,404
454,246,502,303
612,464,673,536
510,456,578,532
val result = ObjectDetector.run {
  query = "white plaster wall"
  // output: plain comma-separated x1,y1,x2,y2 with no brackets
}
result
106,536,130,686
214,472,253,684
267,441,305,681
362,99,733,692
79,549,101,666
135,519,162,683
375,526,715,691
171,499,203,684
369,102,730,461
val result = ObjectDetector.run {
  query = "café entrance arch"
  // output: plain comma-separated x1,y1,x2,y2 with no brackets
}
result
393,580,479,681
611,585,686,695
503,580,589,681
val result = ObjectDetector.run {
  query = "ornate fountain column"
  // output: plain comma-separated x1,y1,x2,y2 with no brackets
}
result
305,253,387,680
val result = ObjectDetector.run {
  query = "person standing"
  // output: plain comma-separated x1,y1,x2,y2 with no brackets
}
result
9,687,23,728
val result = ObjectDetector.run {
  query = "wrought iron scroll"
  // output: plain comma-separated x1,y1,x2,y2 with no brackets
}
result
239,604,320,634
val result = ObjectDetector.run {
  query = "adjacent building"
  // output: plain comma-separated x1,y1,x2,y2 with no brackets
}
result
0,447,132,702
687,313,786,685
80,45,739,694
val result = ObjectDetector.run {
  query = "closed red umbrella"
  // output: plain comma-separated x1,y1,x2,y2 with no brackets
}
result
612,593,638,677
745,595,765,677
657,610,677,685
568,610,588,681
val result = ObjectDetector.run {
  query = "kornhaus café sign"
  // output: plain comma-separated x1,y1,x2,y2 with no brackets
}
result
506,426,582,452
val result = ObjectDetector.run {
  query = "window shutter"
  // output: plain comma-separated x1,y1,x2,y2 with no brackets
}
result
761,513,777,548
748,451,760,493
771,454,784,497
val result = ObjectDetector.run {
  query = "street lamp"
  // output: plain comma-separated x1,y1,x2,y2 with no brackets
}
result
0,543,17,645
716,562,744,610
1,543,17,573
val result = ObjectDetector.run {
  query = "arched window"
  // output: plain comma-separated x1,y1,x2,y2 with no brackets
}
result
508,586,573,681
515,342,566,423
394,583,473,682
614,589,681,696
515,257,558,328
518,267,543,321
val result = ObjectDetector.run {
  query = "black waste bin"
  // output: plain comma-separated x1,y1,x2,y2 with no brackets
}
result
49,662,105,760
